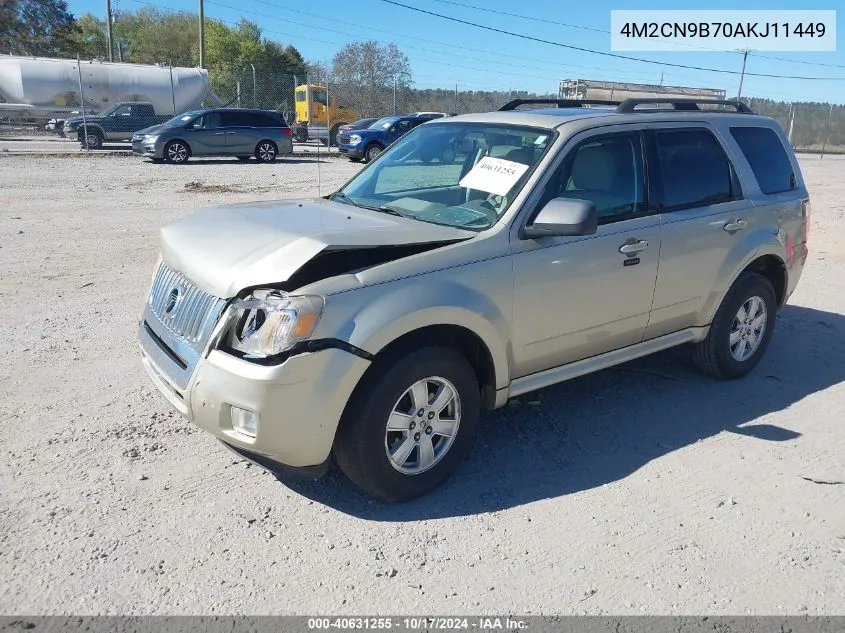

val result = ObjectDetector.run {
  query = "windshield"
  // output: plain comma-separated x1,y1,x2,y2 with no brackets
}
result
369,116,400,130
164,111,202,126
335,122,553,231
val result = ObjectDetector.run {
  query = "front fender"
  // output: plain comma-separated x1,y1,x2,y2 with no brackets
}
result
700,224,787,325
329,280,513,391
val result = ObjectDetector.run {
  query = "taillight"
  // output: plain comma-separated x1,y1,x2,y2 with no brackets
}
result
281,128,293,137
802,198,811,245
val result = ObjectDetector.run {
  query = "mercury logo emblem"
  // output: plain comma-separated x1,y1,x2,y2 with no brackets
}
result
164,286,181,316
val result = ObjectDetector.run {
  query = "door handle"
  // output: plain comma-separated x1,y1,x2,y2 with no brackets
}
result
214,132,225,135
619,240,649,255
723,219,748,232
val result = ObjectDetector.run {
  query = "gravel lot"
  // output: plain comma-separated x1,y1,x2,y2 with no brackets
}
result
1,153,843,615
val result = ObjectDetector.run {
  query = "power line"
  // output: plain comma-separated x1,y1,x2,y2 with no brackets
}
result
240,0,662,79
749,52,845,70
378,0,845,80
207,0,691,87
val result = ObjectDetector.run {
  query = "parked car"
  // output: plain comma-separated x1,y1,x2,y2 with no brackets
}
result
64,101,171,149
138,98,810,502
337,114,430,162
132,108,294,164
338,118,379,133
408,111,449,119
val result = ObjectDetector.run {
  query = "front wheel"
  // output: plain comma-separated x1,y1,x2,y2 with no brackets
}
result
693,272,777,380
364,143,383,163
164,141,190,164
334,347,480,502
81,130,103,150
255,141,277,163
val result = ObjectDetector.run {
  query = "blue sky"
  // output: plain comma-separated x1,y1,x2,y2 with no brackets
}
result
65,0,844,103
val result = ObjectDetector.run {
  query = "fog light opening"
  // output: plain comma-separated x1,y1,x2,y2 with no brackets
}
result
231,406,259,438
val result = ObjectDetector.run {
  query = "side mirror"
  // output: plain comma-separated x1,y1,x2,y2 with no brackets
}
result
522,197,597,239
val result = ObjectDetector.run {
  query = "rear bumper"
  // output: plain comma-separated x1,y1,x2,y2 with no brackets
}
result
785,242,809,304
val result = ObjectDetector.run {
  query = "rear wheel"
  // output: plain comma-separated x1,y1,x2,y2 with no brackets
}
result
364,143,383,163
255,141,277,163
164,140,190,164
334,346,480,502
693,272,777,379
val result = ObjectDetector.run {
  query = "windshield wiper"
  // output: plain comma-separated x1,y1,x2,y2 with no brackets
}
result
376,205,407,217
330,191,360,207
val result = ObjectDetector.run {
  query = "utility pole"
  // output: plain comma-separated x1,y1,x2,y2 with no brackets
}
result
106,0,113,61
454,82,458,114
737,48,750,99
659,71,664,86
198,0,205,68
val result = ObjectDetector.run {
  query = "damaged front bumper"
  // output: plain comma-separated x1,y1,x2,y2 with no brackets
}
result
139,315,372,472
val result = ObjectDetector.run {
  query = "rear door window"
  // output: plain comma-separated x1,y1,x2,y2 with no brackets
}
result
221,111,255,127
654,129,738,211
729,126,796,194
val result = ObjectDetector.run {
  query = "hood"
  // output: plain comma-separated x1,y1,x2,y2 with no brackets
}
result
65,115,103,127
135,123,166,136
159,198,475,298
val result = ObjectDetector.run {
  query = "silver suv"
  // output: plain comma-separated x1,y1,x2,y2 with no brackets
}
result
138,98,810,502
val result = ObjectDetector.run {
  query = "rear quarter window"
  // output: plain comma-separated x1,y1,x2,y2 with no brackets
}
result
729,126,796,195
254,113,287,128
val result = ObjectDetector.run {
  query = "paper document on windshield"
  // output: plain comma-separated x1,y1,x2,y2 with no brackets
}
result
459,157,530,197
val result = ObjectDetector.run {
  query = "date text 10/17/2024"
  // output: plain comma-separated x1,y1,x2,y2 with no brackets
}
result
307,617,529,630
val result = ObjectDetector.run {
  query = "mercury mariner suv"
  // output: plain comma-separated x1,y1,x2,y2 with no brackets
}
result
138,98,810,502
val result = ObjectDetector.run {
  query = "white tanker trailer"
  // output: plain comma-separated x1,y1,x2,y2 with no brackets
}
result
0,55,220,123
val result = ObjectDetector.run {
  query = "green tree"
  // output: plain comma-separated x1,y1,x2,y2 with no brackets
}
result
1,0,81,57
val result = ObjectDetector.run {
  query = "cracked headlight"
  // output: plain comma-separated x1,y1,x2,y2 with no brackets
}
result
227,290,324,358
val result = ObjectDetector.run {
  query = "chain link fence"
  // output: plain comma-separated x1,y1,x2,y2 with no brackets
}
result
1,59,843,156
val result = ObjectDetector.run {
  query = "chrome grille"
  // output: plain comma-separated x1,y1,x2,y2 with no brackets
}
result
338,134,351,144
148,262,219,344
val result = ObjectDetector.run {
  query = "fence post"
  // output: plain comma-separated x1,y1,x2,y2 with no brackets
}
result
787,103,795,147
169,62,176,115
75,54,89,152
251,64,256,107
326,77,332,148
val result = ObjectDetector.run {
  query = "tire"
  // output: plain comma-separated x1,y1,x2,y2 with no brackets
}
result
693,272,777,380
255,141,277,163
236,156,252,162
164,140,190,164
81,129,103,150
334,346,481,502
364,143,383,163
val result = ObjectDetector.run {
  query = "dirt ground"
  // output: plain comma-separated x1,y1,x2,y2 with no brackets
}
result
0,153,843,615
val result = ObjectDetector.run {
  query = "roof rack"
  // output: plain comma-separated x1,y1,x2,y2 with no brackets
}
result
498,98,619,111
615,98,754,114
